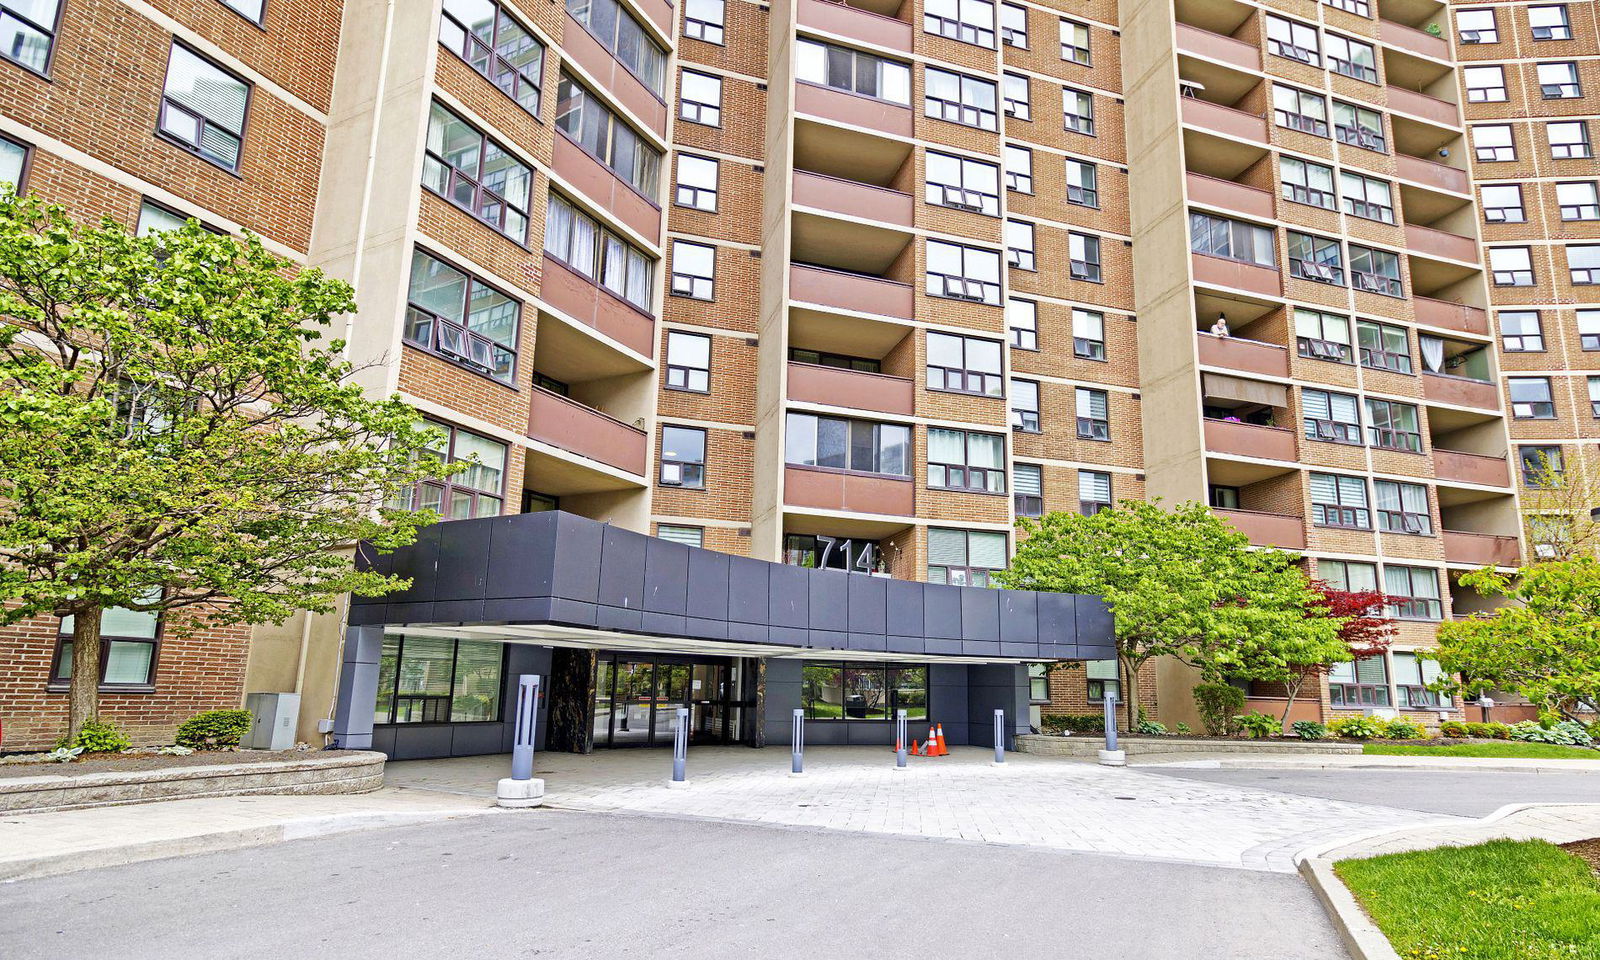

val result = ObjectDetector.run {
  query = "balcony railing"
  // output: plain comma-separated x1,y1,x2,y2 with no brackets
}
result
793,170,914,227
1414,296,1489,337
1196,332,1290,378
1422,372,1499,410
783,465,915,516
789,262,914,320
1432,448,1510,487
560,13,668,137
1204,418,1298,461
1191,252,1283,297
1396,154,1469,195
1378,19,1450,60
527,385,648,477
788,361,914,415
1405,224,1480,264
1442,530,1520,567
797,0,913,52
795,81,914,138
1180,98,1268,144
552,134,663,244
1215,507,1307,550
1175,23,1261,72
1186,172,1275,220
1386,86,1460,128
540,254,656,356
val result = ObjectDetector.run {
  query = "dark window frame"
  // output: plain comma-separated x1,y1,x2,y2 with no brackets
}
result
0,0,63,77
49,611,163,693
439,0,546,116
660,424,708,488
374,635,509,726
156,42,254,175
423,99,533,244
403,247,522,386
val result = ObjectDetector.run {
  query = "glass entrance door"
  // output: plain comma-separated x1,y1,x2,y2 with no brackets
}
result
592,654,737,747
610,659,655,746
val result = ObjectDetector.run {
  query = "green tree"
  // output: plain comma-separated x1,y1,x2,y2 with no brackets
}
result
1430,558,1600,721
997,500,1338,729
0,193,456,738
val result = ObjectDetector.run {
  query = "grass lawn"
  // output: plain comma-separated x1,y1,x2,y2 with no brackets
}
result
1363,742,1600,759
1336,839,1600,960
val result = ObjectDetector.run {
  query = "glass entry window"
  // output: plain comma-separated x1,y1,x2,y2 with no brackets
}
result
592,654,739,747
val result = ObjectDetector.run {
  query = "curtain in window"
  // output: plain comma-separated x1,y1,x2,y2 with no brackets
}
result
1419,334,1445,373
928,428,966,465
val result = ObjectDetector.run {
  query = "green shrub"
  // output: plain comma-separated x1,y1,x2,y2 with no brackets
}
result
1193,683,1246,736
174,709,255,750
1292,720,1328,741
1234,712,1280,739
1510,720,1593,746
58,719,131,754
1329,716,1383,740
1175,722,1193,736
1380,717,1425,740
1040,713,1104,735
1465,721,1511,740
1136,710,1167,736
1439,720,1469,738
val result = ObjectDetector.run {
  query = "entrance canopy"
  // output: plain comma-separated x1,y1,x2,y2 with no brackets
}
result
351,512,1115,663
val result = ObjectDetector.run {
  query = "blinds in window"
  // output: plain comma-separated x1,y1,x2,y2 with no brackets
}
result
1014,463,1042,495
968,531,1008,569
928,528,969,566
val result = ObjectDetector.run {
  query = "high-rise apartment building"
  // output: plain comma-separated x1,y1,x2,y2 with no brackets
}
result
2,0,1581,753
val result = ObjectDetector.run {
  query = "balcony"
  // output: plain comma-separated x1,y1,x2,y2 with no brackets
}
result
784,465,915,516
789,263,914,320
1386,86,1459,128
1443,530,1520,567
797,0,912,52
1378,19,1450,60
1186,172,1275,220
1175,23,1261,72
788,361,914,416
527,386,648,478
1191,253,1283,298
1204,418,1298,462
1181,98,1269,144
1215,508,1307,550
560,14,668,138
1405,224,1479,264
1396,154,1468,195
1433,448,1510,488
634,0,673,35
1414,296,1489,337
540,255,655,356
552,134,662,244
793,170,913,227
1196,332,1290,378
1422,372,1499,411
795,82,914,139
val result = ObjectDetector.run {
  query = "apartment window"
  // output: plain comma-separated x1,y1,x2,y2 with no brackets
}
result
1086,659,1120,702
786,413,910,476
1078,470,1112,515
925,67,998,130
1539,61,1582,99
136,200,198,236
1519,444,1564,485
1366,398,1422,452
929,428,1007,493
1065,159,1098,207
1068,232,1102,282
1281,157,1336,210
1581,309,1600,350
1209,485,1239,509
659,425,706,487
1296,308,1352,363
158,45,250,172
1530,5,1572,40
1376,480,1432,535
926,150,1001,216
926,239,1002,304
1303,388,1362,444
1549,121,1593,159
1473,124,1515,162
801,664,929,720
1059,19,1090,65
1310,473,1371,529
795,39,912,104
1073,308,1105,360
544,193,655,311
1326,34,1377,83
1341,173,1394,224
1480,184,1526,223
1590,377,1600,417
423,104,535,243
1510,376,1556,418
790,348,881,372
1274,86,1328,137
1569,244,1600,284
670,240,716,299
1464,66,1511,105
1489,246,1534,286
395,420,507,519
1002,72,1031,120
52,600,161,689
927,331,1003,395
665,331,711,392
1321,559,1378,593
1456,8,1497,43
1329,657,1390,707
675,154,718,211
1384,565,1442,620
1009,379,1040,432
439,0,545,113
684,0,725,43
0,0,58,73
1003,144,1033,193
680,71,723,126
1008,298,1037,350
1557,181,1600,220
999,1,1027,46
1394,654,1447,709
374,636,505,724
1499,310,1544,352
1014,464,1043,518
927,528,1007,586
1266,14,1320,65
0,133,24,189
1333,101,1385,152
1349,245,1401,297
1357,319,1412,373
404,249,520,384
657,525,704,547
565,0,667,95
1323,0,1369,17
556,76,662,200
925,0,996,47
1076,387,1110,441
1005,220,1036,270
1288,232,1345,285
1062,86,1095,135
1190,213,1275,268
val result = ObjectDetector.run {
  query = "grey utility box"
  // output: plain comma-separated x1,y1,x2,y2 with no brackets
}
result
244,692,301,751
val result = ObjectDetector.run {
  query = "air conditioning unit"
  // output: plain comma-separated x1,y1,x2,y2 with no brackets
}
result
244,692,301,751
660,462,684,486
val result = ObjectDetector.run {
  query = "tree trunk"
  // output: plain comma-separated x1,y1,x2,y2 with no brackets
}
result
1279,678,1303,733
67,605,103,741
1120,655,1139,732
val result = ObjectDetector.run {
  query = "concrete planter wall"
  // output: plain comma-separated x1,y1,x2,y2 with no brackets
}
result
1015,735,1363,757
0,751,385,815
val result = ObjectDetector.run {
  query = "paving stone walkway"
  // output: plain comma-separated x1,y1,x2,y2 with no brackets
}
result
386,746,1458,873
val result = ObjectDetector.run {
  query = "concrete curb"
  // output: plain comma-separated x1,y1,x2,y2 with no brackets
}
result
1143,757,1600,774
1298,858,1401,960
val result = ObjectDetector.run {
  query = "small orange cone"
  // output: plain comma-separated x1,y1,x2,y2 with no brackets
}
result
934,723,949,757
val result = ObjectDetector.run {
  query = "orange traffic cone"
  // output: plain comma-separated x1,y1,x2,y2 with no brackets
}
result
926,725,937,754
934,723,949,757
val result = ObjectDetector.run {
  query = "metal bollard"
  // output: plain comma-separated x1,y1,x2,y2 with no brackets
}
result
791,708,804,775
497,674,545,808
1098,690,1126,766
993,708,1005,765
895,710,908,770
669,706,689,786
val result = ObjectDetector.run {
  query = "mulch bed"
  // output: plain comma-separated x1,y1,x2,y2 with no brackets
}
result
0,749,317,780
1560,838,1600,876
